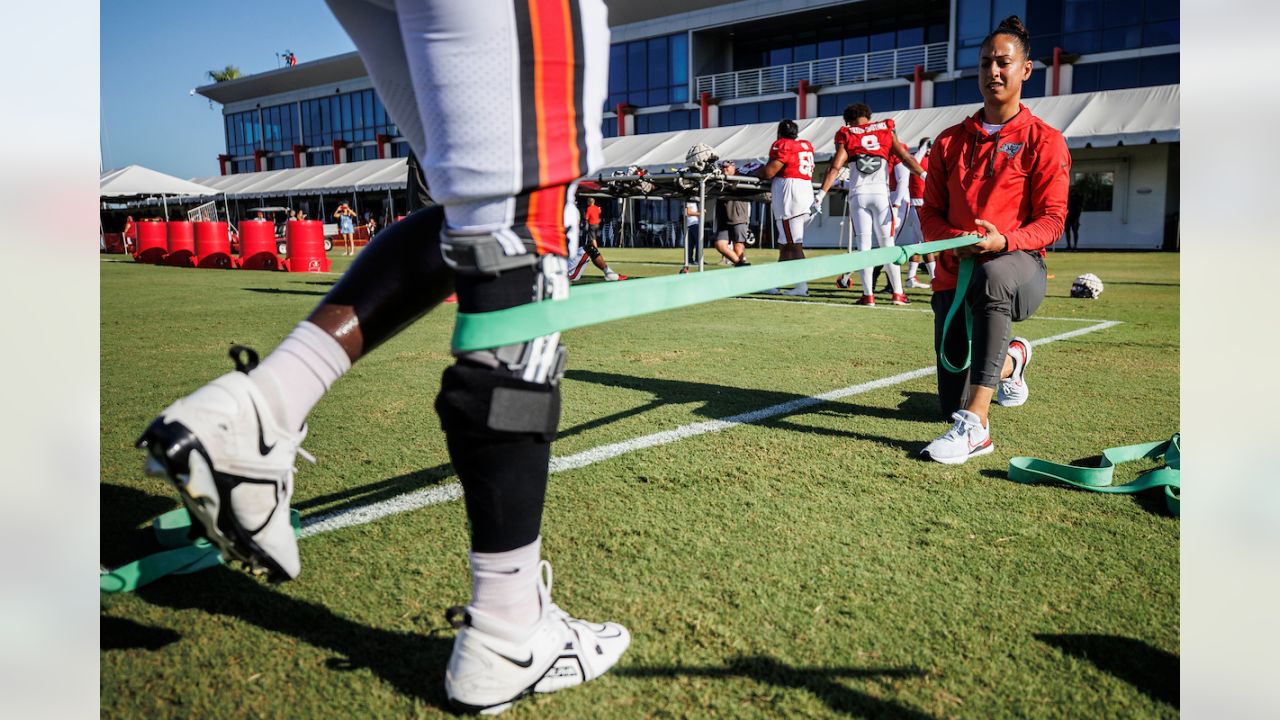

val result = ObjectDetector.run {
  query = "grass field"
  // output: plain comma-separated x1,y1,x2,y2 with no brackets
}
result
100,247,1179,719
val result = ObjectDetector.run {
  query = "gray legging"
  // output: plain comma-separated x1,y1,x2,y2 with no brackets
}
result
932,251,1047,417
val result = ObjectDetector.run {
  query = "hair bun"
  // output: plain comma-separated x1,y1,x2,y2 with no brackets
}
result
997,15,1029,37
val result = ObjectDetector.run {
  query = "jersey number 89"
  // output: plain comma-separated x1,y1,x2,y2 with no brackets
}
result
798,151,814,176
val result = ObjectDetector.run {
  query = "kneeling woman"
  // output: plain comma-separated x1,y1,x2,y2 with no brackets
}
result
917,15,1069,464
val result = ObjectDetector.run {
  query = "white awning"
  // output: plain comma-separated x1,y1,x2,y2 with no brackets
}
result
100,164,218,198
599,84,1179,173
189,157,408,201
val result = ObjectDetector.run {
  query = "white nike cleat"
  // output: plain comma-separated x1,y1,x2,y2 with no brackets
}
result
136,346,308,581
996,337,1032,407
920,410,994,465
905,277,930,289
445,561,630,715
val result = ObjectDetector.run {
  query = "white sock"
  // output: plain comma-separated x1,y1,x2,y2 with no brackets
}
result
249,321,351,431
885,264,902,294
470,538,542,628
926,261,936,279
907,261,919,279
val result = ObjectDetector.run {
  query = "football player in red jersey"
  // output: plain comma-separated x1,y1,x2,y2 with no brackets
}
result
917,16,1069,465
754,118,816,296
817,103,925,305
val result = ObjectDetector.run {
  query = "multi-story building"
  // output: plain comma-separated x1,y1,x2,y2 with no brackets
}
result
196,0,1178,248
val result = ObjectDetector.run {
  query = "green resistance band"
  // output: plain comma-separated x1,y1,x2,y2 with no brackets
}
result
100,508,302,593
451,235,981,352
936,256,976,373
1007,433,1180,516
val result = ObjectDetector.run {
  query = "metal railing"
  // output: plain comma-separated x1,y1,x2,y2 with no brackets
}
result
695,42,949,101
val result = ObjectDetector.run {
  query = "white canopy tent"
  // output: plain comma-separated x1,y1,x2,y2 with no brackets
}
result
100,164,220,198
100,165,220,220
598,84,1179,174
189,157,408,200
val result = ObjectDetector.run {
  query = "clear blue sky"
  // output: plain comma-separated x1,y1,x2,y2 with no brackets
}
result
101,0,356,180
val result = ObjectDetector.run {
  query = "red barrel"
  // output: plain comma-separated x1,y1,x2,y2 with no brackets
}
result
194,221,233,269
134,221,167,264
282,220,331,273
163,221,195,267
238,219,279,271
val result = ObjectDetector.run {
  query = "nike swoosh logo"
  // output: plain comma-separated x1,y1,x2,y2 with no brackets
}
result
249,398,275,456
483,645,534,668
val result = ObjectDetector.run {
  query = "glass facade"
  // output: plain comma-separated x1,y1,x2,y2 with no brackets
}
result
1071,54,1179,93
300,89,396,148
225,110,260,157
817,86,913,120
957,0,1179,68
608,32,689,109
734,22,948,72
225,88,402,171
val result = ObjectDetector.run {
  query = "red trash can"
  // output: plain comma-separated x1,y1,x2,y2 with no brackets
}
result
238,219,279,271
194,221,233,269
163,221,196,267
134,220,167,264
282,220,331,273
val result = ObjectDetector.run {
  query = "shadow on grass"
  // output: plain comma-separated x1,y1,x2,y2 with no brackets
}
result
245,287,329,297
563,372,941,445
617,655,936,718
294,462,456,518
1036,634,1178,708
138,570,455,708
101,483,181,568
101,616,182,651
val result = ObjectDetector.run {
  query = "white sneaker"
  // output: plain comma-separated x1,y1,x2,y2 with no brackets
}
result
996,337,1032,407
604,270,620,281
445,561,630,714
783,286,808,296
920,410,993,465
136,347,308,581
905,277,930,289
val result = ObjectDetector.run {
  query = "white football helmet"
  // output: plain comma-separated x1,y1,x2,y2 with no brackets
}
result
1070,273,1104,299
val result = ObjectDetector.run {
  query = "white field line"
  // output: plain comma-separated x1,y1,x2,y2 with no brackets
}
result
735,296,1113,324
300,319,1120,538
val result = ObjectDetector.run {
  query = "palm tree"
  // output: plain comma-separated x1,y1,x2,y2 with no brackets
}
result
207,65,242,83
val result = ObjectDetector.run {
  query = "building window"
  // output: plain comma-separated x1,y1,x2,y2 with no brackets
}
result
267,155,295,171
225,110,260,156
720,100,790,128
607,33,689,110
300,89,397,148
261,102,299,152
390,141,410,158
1072,170,1114,211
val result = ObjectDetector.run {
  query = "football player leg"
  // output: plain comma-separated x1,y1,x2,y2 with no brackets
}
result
779,214,808,296
351,0,629,711
851,194,877,304
872,194,907,304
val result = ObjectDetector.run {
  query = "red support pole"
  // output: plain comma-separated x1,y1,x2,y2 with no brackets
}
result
700,92,711,129
218,154,230,176
292,144,305,168
375,134,389,160
913,65,923,109
615,103,627,137
332,139,345,164
796,79,809,119
1052,46,1062,96
253,149,267,172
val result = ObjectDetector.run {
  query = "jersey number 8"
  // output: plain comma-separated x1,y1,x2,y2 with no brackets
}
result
798,151,814,176
860,135,881,152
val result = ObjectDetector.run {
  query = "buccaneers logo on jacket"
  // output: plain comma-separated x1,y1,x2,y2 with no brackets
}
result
998,142,1024,159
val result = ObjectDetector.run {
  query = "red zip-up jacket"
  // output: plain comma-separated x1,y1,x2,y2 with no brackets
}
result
919,104,1070,291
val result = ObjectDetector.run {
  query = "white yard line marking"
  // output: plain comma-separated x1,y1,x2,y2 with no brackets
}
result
299,319,1120,537
735,296,1113,323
